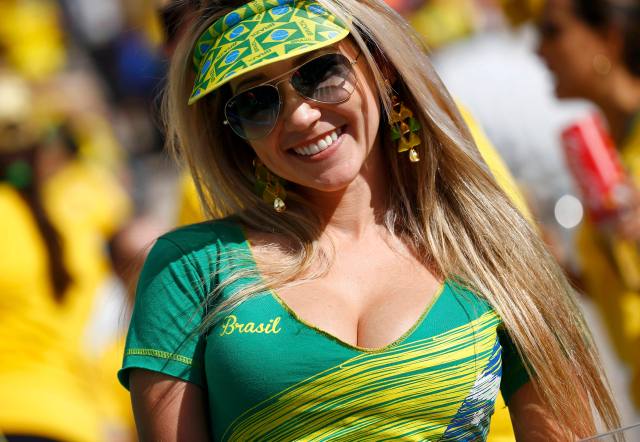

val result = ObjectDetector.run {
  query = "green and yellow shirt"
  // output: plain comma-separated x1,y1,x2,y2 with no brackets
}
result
119,220,529,441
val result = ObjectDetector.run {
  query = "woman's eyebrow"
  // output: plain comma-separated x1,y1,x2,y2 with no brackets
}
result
235,73,267,92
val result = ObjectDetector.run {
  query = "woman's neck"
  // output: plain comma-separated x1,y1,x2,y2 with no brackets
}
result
597,70,640,144
301,146,390,241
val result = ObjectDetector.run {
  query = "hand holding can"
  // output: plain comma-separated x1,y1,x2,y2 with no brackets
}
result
561,112,628,225
562,112,640,290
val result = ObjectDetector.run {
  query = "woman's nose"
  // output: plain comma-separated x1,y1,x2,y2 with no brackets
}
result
279,82,322,130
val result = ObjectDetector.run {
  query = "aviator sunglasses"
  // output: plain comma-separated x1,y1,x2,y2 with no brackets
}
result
224,51,360,140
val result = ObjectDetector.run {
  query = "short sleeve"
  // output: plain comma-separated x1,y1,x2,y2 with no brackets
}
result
498,326,531,405
118,237,210,390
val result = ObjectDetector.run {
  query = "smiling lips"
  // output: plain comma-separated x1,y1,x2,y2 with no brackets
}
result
291,128,342,156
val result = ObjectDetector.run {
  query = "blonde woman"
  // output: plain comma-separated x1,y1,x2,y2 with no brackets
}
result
119,0,620,440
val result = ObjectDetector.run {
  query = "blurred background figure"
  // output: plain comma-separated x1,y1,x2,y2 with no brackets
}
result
0,0,172,440
421,0,588,269
538,0,640,410
0,68,132,441
0,0,67,80
0,69,85,441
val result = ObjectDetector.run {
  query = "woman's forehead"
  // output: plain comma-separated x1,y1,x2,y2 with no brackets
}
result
229,40,356,92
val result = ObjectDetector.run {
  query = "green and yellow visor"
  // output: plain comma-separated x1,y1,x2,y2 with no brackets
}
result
189,0,350,105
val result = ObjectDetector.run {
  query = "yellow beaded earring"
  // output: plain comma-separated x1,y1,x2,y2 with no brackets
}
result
388,93,421,162
254,159,287,212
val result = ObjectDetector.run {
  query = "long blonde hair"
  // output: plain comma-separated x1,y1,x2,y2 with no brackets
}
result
164,0,620,437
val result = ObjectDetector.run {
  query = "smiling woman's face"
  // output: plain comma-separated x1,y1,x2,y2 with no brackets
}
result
228,39,383,193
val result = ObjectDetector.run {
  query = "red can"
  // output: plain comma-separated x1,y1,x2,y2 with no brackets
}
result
561,112,628,224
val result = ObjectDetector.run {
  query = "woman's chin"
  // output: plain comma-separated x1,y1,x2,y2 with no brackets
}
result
296,174,361,195
553,80,587,101
554,87,574,100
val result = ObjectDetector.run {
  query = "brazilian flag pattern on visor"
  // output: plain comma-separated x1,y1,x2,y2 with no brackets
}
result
189,0,350,105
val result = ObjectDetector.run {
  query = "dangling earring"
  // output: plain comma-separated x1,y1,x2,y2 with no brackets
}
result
254,159,287,212
592,54,611,76
388,91,422,163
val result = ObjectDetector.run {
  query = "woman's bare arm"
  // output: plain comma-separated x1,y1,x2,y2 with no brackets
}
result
129,369,211,442
508,382,573,441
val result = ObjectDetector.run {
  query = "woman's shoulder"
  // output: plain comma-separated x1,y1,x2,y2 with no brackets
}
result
158,218,246,252
142,218,248,275
137,218,250,295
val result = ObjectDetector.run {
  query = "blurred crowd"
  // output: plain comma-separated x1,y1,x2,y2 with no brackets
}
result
0,0,638,440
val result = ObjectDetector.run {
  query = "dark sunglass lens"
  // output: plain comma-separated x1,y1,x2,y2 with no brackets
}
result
225,86,280,139
292,53,356,103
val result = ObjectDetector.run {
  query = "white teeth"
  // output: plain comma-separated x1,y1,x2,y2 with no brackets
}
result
292,128,342,156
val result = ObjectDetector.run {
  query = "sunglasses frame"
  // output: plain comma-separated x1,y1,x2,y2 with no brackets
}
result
223,50,361,140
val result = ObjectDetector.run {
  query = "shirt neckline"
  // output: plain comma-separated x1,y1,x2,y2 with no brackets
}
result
232,221,448,353
269,283,446,353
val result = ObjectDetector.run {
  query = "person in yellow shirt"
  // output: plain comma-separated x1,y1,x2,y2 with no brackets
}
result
0,71,98,442
0,72,132,441
538,0,640,409
0,0,66,80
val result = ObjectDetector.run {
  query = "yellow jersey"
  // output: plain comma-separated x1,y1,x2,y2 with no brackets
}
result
0,160,131,441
